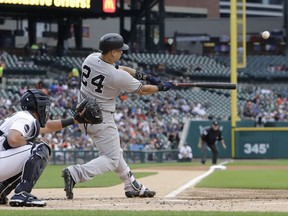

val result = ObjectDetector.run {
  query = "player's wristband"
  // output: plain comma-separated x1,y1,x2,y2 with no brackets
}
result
61,118,75,128
157,84,165,91
135,71,149,80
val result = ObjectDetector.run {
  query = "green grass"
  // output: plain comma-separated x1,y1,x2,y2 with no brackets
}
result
37,160,288,189
1,210,288,216
227,159,288,166
36,162,201,188
196,169,288,189
36,165,157,188
196,159,288,189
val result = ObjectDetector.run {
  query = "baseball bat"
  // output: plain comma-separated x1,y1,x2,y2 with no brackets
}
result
173,82,237,90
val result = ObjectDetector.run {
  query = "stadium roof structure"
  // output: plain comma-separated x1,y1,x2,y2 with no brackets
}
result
0,0,166,51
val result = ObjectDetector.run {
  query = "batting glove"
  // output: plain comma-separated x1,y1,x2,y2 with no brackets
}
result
148,76,161,85
157,82,174,91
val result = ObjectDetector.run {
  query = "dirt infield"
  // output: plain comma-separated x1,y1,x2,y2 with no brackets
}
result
2,165,288,212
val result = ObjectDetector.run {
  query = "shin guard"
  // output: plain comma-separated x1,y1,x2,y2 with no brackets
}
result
15,142,50,194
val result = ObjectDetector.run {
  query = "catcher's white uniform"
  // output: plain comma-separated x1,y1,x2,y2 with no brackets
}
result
67,52,142,188
0,111,39,181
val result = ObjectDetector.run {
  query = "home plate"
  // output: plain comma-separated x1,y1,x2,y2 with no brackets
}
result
210,165,227,170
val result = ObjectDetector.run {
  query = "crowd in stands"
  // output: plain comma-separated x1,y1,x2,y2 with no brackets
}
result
1,49,288,162
0,77,185,161
2,77,287,163
241,85,288,125
267,64,288,72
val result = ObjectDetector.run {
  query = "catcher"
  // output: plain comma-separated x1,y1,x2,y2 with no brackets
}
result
0,89,102,207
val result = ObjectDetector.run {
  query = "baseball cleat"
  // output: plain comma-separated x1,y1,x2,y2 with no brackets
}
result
62,168,75,199
9,191,46,207
125,186,156,198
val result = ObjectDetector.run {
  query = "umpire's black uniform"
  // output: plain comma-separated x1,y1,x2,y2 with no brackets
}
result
198,121,226,164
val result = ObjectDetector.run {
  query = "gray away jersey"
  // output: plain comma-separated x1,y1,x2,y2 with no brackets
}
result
80,52,142,112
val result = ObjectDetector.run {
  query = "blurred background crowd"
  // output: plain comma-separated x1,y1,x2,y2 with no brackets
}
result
1,50,288,160
0,0,288,162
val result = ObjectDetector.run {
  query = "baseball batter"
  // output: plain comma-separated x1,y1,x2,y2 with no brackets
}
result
0,89,81,207
62,33,173,198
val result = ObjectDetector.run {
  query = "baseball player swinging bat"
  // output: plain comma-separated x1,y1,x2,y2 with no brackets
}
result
173,82,237,90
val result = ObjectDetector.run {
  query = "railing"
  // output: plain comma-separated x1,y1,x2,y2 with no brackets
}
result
49,149,180,165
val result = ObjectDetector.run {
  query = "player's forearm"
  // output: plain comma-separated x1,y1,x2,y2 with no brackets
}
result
118,66,136,77
40,118,76,133
119,66,153,82
137,85,160,95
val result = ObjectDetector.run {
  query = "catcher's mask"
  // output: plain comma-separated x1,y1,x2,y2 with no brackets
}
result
20,89,51,127
99,33,129,54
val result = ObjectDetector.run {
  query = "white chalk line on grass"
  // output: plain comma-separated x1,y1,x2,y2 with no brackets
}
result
165,160,233,198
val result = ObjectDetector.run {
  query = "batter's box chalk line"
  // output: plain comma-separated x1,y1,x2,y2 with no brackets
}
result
165,159,233,198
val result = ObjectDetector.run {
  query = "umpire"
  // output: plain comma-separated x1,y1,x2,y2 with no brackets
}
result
197,121,226,165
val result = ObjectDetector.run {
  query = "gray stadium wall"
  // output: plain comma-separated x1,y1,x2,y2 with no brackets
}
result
0,17,282,51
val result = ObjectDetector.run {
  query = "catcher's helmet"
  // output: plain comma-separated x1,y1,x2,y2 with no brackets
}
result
20,89,51,127
99,33,129,54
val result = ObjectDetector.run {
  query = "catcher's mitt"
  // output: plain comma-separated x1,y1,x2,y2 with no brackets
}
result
72,98,103,124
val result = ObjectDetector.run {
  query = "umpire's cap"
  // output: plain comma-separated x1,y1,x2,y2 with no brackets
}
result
99,33,129,54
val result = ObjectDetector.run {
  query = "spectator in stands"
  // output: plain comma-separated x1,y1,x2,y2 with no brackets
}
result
19,86,28,95
180,100,191,113
48,82,59,94
2,97,12,108
170,113,179,124
153,136,165,162
276,94,283,106
119,92,128,102
56,83,63,95
35,81,44,89
114,110,124,122
35,81,48,95
243,99,254,119
30,43,40,57
166,123,181,149
192,102,206,118
68,67,80,79
154,137,165,150
255,113,266,127
178,142,192,162
0,58,6,84
39,43,48,56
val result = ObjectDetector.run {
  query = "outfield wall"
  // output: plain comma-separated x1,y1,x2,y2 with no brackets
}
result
186,121,288,159
49,120,288,165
